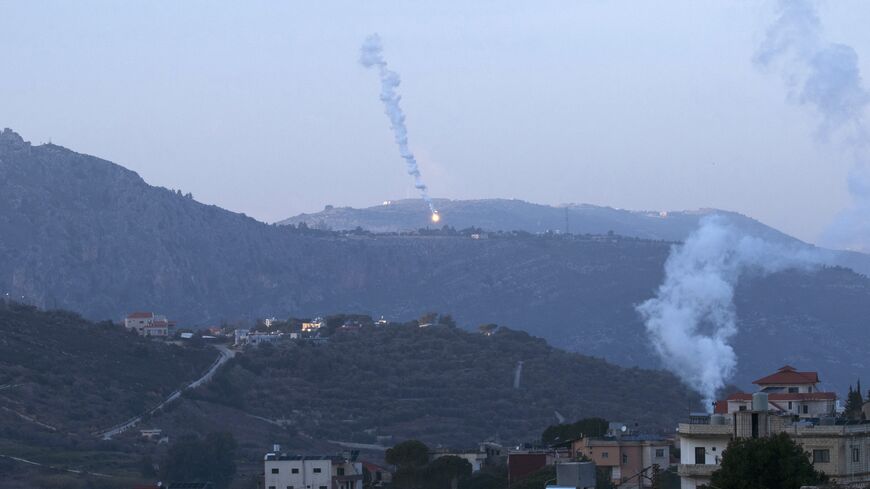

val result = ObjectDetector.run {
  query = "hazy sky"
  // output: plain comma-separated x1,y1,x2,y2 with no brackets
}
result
3,1,870,243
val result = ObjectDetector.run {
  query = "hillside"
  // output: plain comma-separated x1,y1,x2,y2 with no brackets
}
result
281,198,870,276
280,198,791,243
192,324,701,447
0,302,215,438
3,128,870,393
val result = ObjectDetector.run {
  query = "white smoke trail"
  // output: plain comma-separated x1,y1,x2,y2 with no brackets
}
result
755,0,870,251
637,215,821,410
360,34,437,215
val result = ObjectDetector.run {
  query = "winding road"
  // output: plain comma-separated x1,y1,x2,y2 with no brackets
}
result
96,344,235,440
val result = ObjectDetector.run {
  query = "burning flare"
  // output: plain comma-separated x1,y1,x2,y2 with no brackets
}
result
431,211,441,224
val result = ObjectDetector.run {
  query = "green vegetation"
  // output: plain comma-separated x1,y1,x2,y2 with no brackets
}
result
197,323,700,446
161,432,237,489
0,302,214,437
386,440,478,489
844,380,865,420
541,417,608,444
708,433,827,489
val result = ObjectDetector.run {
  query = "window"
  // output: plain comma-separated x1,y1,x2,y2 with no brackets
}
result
272,468,279,474
313,468,322,473
789,387,799,393
813,449,831,464
695,447,706,465
287,486,294,489
803,405,809,414
337,467,345,476
602,452,609,459
853,448,861,463
291,468,299,474
268,486,276,489
788,402,793,410
655,449,665,458
622,453,628,464
738,405,747,411
319,486,328,489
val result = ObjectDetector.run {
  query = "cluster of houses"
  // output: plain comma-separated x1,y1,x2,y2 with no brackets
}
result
677,365,870,488
258,365,870,489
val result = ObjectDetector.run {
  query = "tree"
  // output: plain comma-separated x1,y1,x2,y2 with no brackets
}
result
426,456,472,489
845,381,864,420
161,432,237,489
708,433,827,489
387,440,430,489
541,417,608,444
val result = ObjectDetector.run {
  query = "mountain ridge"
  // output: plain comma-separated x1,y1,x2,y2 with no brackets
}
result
2,128,870,393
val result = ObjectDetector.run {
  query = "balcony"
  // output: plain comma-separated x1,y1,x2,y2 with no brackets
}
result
677,423,732,437
677,464,718,477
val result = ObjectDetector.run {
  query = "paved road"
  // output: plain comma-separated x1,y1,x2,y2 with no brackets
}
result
0,453,113,478
97,344,236,440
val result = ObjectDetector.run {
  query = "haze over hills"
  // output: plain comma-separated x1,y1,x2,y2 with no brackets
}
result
2,128,870,393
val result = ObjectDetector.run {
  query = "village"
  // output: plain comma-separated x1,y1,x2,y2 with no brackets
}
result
121,311,870,489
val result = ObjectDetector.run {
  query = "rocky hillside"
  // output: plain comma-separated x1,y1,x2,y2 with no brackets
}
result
2,128,870,393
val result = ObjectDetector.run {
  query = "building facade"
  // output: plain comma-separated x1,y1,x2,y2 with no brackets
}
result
264,452,363,489
124,311,172,337
678,366,870,489
572,435,671,488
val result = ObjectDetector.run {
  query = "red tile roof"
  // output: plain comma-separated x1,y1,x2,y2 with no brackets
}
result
752,365,820,385
126,311,154,319
713,400,728,414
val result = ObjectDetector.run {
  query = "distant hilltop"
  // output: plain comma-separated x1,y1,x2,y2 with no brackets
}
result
280,198,796,243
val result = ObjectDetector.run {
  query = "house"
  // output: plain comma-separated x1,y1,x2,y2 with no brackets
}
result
720,365,836,418
264,450,363,489
124,312,174,337
302,317,325,333
234,329,249,346
430,443,505,473
362,461,392,487
247,332,283,346
571,428,671,489
677,365,870,489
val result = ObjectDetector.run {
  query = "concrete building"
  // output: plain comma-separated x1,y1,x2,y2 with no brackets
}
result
124,311,173,337
572,434,670,488
264,451,363,489
678,366,870,489
302,318,325,333
720,366,836,419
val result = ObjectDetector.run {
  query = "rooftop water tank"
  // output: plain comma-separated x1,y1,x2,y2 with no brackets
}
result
752,392,769,412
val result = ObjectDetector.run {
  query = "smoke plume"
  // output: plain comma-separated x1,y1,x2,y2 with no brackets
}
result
637,215,821,410
755,0,870,251
360,34,437,215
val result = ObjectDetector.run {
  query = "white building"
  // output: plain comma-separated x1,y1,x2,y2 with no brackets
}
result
124,312,172,337
264,451,363,489
677,366,870,489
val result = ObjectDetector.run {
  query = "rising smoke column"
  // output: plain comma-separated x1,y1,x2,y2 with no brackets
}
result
755,0,870,251
360,34,438,218
636,215,820,410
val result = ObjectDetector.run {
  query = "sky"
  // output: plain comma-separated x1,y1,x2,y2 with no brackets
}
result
3,1,870,244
